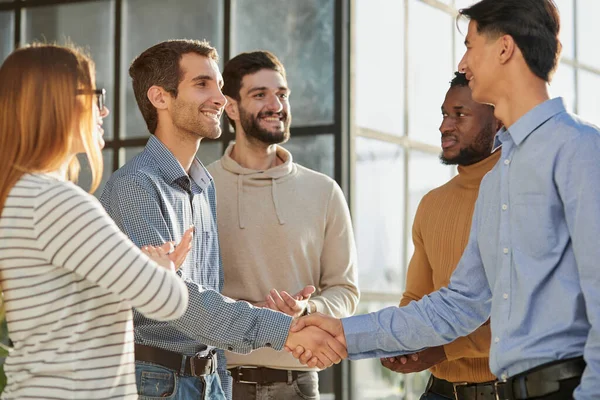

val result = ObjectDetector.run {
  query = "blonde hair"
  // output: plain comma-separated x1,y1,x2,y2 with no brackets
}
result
0,43,103,211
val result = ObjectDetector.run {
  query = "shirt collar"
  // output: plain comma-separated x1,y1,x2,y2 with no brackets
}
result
145,135,212,192
493,97,566,151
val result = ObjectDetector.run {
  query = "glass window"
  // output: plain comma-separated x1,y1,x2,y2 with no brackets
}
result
550,62,575,112
354,0,404,136
282,134,334,178
23,1,115,139
408,0,454,146
231,0,334,127
0,11,13,62
350,300,430,400
407,151,454,259
554,0,574,59
577,69,600,128
454,0,479,9
122,0,223,139
576,0,600,68
454,11,469,69
78,150,113,198
354,137,405,293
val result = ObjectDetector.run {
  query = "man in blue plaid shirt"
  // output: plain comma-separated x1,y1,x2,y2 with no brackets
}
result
100,40,346,400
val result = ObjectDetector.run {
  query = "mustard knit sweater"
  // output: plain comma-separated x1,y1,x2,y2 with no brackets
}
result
400,151,500,383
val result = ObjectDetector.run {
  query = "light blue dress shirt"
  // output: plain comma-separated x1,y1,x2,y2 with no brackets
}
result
343,98,600,398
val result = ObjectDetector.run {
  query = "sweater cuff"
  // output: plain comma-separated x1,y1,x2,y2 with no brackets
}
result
254,308,293,351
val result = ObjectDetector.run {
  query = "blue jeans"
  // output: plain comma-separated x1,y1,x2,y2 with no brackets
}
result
136,361,227,400
419,391,452,400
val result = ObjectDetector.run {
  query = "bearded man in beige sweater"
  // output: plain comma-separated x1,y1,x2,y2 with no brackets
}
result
206,51,359,400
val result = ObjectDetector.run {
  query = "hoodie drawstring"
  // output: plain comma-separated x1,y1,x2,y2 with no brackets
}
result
271,178,285,225
237,175,245,229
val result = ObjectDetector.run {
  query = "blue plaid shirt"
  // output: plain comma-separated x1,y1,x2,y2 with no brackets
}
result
100,136,292,399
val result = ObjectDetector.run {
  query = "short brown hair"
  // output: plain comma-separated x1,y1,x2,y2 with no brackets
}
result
222,51,286,129
129,39,219,134
0,43,101,210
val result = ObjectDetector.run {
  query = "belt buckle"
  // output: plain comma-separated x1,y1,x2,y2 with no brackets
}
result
453,382,468,400
235,366,258,385
494,380,506,400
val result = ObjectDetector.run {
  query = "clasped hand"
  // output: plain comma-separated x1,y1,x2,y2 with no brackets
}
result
284,313,348,370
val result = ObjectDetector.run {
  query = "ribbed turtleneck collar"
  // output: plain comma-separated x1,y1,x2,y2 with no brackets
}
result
455,151,501,189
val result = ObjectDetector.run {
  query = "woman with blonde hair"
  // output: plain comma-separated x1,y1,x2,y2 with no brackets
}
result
0,43,190,399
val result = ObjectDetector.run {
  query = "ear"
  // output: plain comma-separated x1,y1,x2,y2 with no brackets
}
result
147,85,169,110
498,34,516,65
224,95,240,122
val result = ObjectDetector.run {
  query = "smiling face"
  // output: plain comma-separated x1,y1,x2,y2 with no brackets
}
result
235,68,291,145
439,84,497,166
93,102,110,149
457,20,501,104
168,53,226,140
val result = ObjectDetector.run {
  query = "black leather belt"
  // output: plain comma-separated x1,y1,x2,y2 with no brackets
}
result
229,366,301,385
426,375,502,400
499,356,585,400
135,344,217,377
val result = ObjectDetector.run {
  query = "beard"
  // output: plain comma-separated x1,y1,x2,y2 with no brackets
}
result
239,107,291,145
440,119,496,166
171,97,222,140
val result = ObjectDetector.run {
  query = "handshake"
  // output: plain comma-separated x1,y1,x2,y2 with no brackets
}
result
246,284,349,369
283,313,347,369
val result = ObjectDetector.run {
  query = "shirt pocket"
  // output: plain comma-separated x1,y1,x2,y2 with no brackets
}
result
511,193,558,258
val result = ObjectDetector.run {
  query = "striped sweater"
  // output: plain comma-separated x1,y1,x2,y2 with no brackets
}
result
0,173,188,399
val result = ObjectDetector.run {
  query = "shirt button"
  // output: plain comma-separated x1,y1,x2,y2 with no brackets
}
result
503,248,509,254
504,159,510,165
494,337,500,343
227,346,233,351
503,293,508,299
502,204,508,211
265,343,272,348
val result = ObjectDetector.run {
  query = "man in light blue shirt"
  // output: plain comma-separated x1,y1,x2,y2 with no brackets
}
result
290,1,600,398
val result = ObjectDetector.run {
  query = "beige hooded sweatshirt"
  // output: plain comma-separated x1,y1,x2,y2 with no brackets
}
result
206,142,359,370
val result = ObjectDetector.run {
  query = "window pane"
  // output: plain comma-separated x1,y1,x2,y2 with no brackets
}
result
407,151,454,259
577,69,600,127
454,12,469,70
282,134,334,178
577,0,600,68
454,0,479,9
78,150,113,198
122,0,223,139
23,1,115,140
549,62,575,112
0,12,13,62
354,0,404,136
350,300,429,400
232,0,334,126
555,0,574,59
408,0,454,146
354,137,405,293
352,0,405,136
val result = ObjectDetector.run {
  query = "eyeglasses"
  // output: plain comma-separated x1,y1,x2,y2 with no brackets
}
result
76,88,106,111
